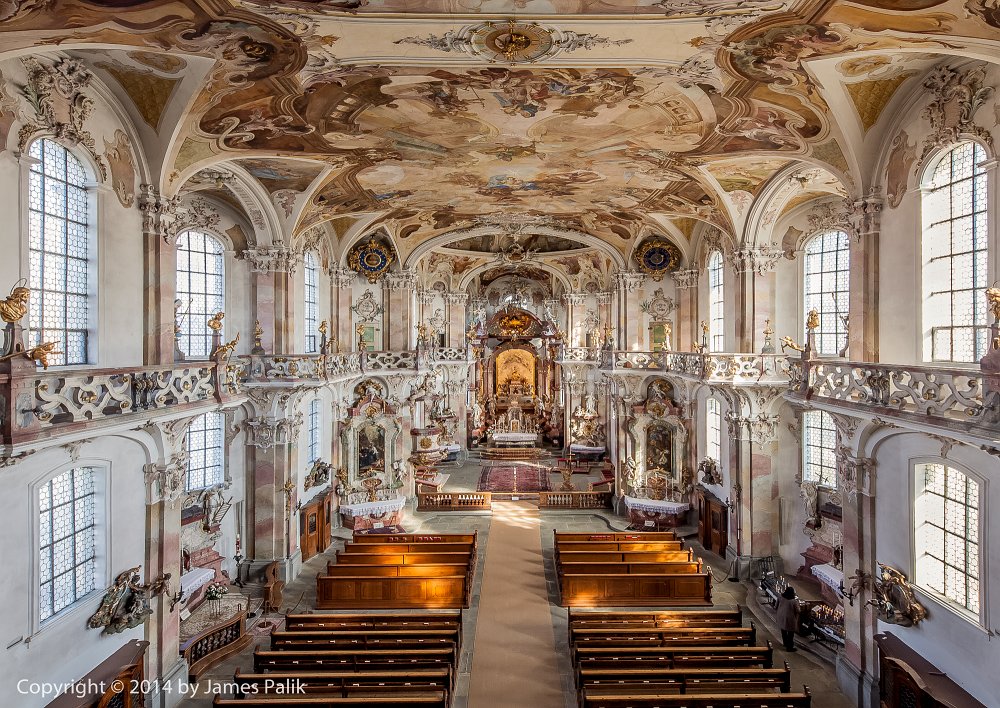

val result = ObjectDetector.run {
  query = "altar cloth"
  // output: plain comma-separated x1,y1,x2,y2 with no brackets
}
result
492,432,538,444
623,496,690,514
811,563,844,593
180,567,215,596
339,496,406,518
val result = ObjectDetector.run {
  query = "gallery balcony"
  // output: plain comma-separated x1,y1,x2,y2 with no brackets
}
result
595,348,792,387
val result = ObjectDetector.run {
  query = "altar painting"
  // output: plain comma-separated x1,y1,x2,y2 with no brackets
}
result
358,422,386,476
495,349,536,398
645,423,672,472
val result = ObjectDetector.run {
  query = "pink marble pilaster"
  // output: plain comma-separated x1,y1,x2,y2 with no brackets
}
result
144,500,182,686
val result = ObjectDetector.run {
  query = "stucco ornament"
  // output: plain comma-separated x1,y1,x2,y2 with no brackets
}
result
921,64,994,161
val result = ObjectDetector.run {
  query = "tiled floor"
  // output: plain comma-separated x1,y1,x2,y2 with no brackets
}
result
177,462,853,708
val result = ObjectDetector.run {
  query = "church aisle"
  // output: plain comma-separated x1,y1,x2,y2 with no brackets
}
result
468,502,566,708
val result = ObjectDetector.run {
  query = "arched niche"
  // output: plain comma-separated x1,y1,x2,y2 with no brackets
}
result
627,411,688,493
339,394,403,498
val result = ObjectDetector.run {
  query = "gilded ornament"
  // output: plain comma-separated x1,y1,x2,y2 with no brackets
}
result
635,239,683,281
348,239,395,284
806,309,820,331
318,319,328,335
0,282,30,323
207,312,225,332
212,332,240,360
986,286,1000,323
780,335,805,353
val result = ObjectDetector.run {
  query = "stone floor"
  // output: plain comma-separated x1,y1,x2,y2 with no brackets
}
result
177,462,853,707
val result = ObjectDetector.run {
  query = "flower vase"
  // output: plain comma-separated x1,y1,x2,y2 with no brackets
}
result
211,597,223,616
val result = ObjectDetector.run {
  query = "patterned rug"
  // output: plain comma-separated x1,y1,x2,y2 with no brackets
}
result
478,466,551,493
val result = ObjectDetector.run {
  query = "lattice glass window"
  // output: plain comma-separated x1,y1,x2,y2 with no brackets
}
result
915,462,980,615
802,410,838,487
804,230,850,356
38,467,97,622
176,230,225,359
923,141,989,363
708,251,724,352
706,397,721,463
185,412,224,490
307,398,320,463
304,251,319,353
27,139,91,366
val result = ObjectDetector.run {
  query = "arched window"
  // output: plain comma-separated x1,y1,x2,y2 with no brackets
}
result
304,251,319,353
307,398,320,464
176,229,225,359
802,410,837,487
803,230,850,356
923,141,989,362
915,462,981,615
38,467,97,622
706,397,721,462
707,251,724,352
185,411,224,490
27,139,91,366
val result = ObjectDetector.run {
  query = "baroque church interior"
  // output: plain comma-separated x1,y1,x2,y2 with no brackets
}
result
2,1,1000,707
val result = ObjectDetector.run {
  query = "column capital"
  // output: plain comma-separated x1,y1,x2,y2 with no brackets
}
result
595,291,612,305
443,291,469,305
849,189,884,242
243,414,303,449
671,268,699,289
837,447,877,502
614,270,645,293
138,184,181,243
416,289,436,307
385,269,418,290
728,245,784,275
242,245,298,273
143,454,187,506
562,293,587,306
329,266,355,288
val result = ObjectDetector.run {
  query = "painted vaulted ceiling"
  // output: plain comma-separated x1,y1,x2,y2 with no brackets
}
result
0,0,997,263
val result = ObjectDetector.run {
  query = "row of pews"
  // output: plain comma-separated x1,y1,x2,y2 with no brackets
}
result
213,610,463,708
570,608,812,708
316,533,477,609
555,531,712,607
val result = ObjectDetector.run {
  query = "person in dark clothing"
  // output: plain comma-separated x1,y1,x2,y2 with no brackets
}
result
776,586,801,652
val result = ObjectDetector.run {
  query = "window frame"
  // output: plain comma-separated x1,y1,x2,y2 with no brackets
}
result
802,229,851,358
304,251,319,353
175,229,227,360
910,457,986,626
920,140,991,364
185,411,226,491
307,397,321,464
802,409,838,488
707,250,724,352
30,464,109,635
706,396,722,464
25,138,96,367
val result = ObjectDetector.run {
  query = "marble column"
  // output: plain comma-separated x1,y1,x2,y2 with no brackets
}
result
837,452,879,708
671,270,699,352
726,408,780,559
563,293,585,347
139,186,180,365
848,192,884,362
730,248,782,354
330,267,355,352
613,271,644,349
142,454,187,708
384,270,417,350
244,247,297,354
444,292,469,347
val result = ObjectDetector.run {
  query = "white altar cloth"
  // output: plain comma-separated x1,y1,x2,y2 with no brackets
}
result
340,496,406,518
624,496,690,515
492,432,537,444
570,444,606,454
180,567,215,596
811,563,844,592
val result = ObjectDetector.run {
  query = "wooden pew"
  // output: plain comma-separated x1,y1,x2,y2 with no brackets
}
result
557,550,695,564
232,668,453,699
333,553,473,566
568,608,741,628
559,572,712,607
338,543,474,555
574,643,774,674
214,695,448,708
571,625,757,649
580,687,811,708
555,532,677,541
268,635,458,662
316,574,470,609
555,541,684,553
253,647,455,674
578,664,791,695
352,533,476,544
325,563,468,578
284,612,461,632
558,561,703,576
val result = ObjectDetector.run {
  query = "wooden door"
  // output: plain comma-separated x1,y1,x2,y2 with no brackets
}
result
300,505,319,561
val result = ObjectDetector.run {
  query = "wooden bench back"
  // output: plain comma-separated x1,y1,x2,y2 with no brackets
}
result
316,575,469,610
325,563,468,578
560,573,712,607
353,533,476,544
340,542,474,555
556,550,694,563
270,636,458,657
555,532,678,542
284,611,462,630
556,541,684,552
568,608,741,626
233,668,452,694
253,647,455,673
578,665,791,693
580,688,811,708
575,643,774,670
214,695,448,708
334,552,473,566
558,561,703,576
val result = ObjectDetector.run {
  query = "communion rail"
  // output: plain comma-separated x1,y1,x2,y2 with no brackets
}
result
539,491,613,509
417,491,492,511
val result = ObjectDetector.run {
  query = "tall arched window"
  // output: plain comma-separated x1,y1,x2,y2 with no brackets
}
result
802,410,837,487
707,251,724,352
176,230,225,359
915,462,981,616
706,397,721,463
923,141,989,362
38,467,98,622
803,230,850,356
307,398,320,464
27,139,91,366
185,411,224,490
304,251,319,353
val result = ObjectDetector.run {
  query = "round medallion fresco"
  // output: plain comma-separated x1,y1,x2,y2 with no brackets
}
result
635,239,682,281
349,238,395,283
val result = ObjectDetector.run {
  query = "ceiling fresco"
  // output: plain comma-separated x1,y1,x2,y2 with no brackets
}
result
1,0,999,257
444,232,588,254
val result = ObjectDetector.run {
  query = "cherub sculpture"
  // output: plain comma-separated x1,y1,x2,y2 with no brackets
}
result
212,332,240,360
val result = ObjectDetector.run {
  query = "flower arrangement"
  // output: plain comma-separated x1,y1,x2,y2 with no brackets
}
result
205,581,229,601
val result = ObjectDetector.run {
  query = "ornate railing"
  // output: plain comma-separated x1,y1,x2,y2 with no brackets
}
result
363,350,417,371
416,491,492,510
4,361,238,445
241,352,362,383
180,606,251,682
598,350,665,371
596,349,791,385
559,347,598,363
538,491,612,509
795,360,992,425
431,347,469,362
